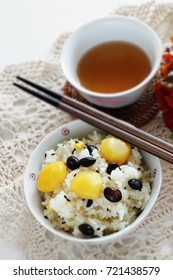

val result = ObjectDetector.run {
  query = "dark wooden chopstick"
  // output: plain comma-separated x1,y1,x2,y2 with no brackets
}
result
13,77,173,163
16,76,173,153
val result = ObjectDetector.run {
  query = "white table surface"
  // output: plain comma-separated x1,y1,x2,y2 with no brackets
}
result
0,0,171,260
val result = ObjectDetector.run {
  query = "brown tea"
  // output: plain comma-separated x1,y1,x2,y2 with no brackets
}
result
77,41,151,93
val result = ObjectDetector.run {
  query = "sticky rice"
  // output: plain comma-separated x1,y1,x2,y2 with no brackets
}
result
39,131,152,238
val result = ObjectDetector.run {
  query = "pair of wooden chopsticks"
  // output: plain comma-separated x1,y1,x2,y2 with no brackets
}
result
13,76,173,164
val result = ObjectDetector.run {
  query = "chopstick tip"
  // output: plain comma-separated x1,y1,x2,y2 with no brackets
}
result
16,76,22,80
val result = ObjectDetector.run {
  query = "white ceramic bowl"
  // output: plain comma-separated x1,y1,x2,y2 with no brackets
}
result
24,120,162,245
61,16,162,108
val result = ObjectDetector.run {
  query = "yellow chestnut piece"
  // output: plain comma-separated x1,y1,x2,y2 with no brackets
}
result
71,171,102,199
74,140,85,149
100,137,131,165
37,161,67,192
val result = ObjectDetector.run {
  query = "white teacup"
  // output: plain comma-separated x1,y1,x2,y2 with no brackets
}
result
61,16,162,108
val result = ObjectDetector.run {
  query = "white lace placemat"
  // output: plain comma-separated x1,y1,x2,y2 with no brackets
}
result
0,0,173,260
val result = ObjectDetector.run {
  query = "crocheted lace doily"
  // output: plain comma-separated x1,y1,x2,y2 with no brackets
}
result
1,0,173,260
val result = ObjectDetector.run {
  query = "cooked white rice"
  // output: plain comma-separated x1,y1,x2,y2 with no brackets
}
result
40,131,152,238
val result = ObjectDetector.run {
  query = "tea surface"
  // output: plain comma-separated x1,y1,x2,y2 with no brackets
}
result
77,41,151,93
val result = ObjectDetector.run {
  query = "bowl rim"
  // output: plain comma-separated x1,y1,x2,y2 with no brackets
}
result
24,119,162,244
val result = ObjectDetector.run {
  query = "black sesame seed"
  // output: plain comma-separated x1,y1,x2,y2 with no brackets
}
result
97,228,101,231
72,148,76,154
62,221,66,224
44,216,48,219
86,199,93,207
64,195,70,202
51,153,55,156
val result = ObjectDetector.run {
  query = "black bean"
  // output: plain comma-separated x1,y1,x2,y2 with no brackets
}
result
106,162,120,175
86,199,93,207
128,179,142,191
104,187,122,202
78,223,94,236
87,145,98,155
66,156,80,170
80,157,96,167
